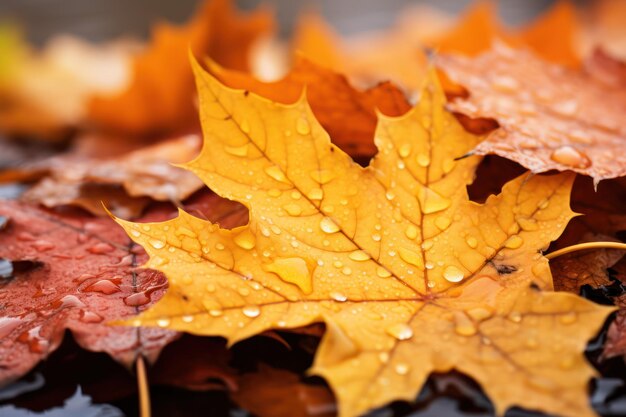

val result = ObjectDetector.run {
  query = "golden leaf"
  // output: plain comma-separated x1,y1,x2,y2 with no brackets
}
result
115,61,612,417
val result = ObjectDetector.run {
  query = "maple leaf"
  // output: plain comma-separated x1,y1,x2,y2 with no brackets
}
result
113,60,613,417
438,43,626,184
88,0,272,137
207,56,410,157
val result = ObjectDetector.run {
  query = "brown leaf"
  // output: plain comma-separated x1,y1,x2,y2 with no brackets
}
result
438,43,626,183
551,234,625,292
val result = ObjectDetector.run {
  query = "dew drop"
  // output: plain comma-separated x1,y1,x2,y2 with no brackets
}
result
505,235,523,249
156,318,171,328
0,317,24,338
124,292,150,306
386,323,413,341
376,267,392,278
308,188,324,200
349,250,370,262
398,248,423,268
32,240,55,252
264,165,289,183
371,233,382,242
264,257,313,294
443,265,464,283
242,305,261,318
80,311,103,323
182,315,194,323
148,238,165,249
234,229,256,250
87,242,115,254
559,312,577,325
311,169,335,184
283,204,302,216
427,280,436,288
130,229,141,238
395,363,410,375
267,188,282,197
398,144,411,158
465,236,478,248
550,146,591,168
416,153,430,167
85,280,121,295
405,225,418,240
419,187,451,214
296,117,311,135
320,217,340,234
507,311,522,323
224,144,248,157
330,291,348,302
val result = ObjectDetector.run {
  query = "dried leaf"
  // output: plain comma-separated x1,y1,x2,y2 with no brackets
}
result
208,56,410,157
551,234,625,292
88,0,272,137
438,43,626,183
115,64,612,417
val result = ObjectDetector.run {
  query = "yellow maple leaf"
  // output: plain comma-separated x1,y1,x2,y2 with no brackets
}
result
115,60,613,417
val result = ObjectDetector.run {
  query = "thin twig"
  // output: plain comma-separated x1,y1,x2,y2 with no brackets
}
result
136,355,151,417
545,242,626,260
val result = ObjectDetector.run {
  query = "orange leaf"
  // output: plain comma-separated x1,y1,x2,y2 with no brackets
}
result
88,0,272,138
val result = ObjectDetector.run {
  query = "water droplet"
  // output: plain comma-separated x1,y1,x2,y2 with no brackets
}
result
376,267,392,278
148,239,165,249
550,146,591,168
505,235,523,249
308,188,324,200
416,153,430,167
176,227,196,238
427,280,436,288
386,323,413,341
0,317,24,338
378,352,389,363
80,311,103,323
465,236,478,248
553,99,578,116
32,240,55,252
517,217,538,231
267,188,282,197
87,242,114,254
348,250,370,261
224,144,248,157
398,248,423,268
283,204,302,216
264,165,289,183
242,305,261,318
209,308,223,317
434,216,451,230
124,292,150,306
491,75,519,92
330,291,348,302
85,280,121,295
311,169,335,184
371,233,381,242
130,229,141,238
405,225,418,239
443,265,464,283
507,311,522,323
465,307,493,322
156,318,171,327
234,229,256,250
341,267,352,275
264,257,313,294
240,119,251,134
320,217,340,234
419,187,451,214
559,312,577,325
296,117,311,135
399,144,411,158
395,363,410,375
442,158,455,174
453,311,478,337
18,326,49,353
215,243,225,250
182,315,194,323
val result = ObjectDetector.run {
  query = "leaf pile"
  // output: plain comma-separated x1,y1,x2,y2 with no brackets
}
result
1,1,626,417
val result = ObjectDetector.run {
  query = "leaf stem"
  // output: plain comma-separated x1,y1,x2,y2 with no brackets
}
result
545,242,626,260
136,355,151,417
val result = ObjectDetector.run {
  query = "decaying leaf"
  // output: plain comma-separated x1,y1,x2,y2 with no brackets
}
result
438,42,626,184
0,200,177,387
114,62,612,417
551,234,625,292
88,0,272,137
6,135,203,217
208,56,410,157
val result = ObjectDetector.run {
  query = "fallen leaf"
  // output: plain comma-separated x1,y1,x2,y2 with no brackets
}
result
0,200,178,387
115,63,612,417
208,56,410,157
292,13,428,93
438,42,626,184
551,234,625,292
9,135,203,217
232,365,335,417
88,0,272,137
